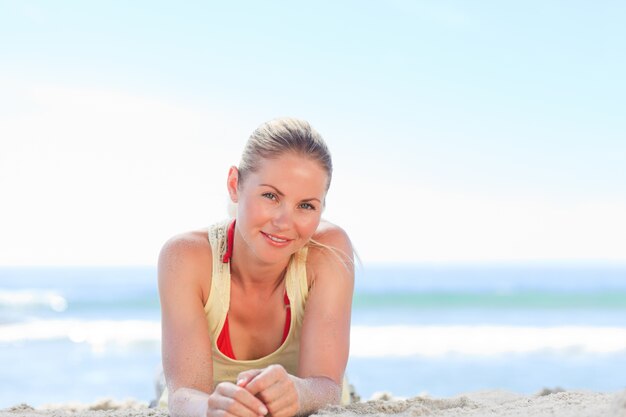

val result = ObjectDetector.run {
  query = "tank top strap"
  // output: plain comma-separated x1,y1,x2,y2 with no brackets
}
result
205,220,232,336
285,245,309,323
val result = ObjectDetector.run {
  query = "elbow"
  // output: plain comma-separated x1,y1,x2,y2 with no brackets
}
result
295,376,343,417
319,377,343,407
311,376,342,406
326,379,342,406
168,387,210,417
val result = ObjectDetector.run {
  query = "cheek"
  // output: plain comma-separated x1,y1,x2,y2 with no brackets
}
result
235,199,254,231
298,214,322,236
238,197,270,223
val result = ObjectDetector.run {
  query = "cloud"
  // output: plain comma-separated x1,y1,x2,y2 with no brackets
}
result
327,176,626,263
0,80,247,265
2,79,625,265
22,4,47,24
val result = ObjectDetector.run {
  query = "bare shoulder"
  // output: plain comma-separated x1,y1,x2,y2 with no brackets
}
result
159,229,211,262
307,220,354,281
158,229,212,301
312,220,352,250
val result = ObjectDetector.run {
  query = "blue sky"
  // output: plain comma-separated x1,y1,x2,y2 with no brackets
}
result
1,1,625,265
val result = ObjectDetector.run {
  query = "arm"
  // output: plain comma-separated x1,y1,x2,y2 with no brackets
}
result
240,224,355,416
159,233,268,417
296,224,354,414
159,233,214,417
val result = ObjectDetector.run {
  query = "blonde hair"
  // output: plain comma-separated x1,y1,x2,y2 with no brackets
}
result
238,118,333,190
308,237,359,273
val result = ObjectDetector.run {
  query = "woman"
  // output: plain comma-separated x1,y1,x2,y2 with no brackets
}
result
158,118,355,417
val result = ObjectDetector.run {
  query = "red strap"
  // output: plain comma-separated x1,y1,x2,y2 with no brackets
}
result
222,220,236,263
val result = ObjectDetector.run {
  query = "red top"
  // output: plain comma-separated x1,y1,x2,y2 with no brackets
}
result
217,220,291,359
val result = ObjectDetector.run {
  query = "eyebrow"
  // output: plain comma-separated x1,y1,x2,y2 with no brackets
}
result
259,184,322,203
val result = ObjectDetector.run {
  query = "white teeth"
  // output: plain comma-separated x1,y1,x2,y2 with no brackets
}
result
266,233,287,243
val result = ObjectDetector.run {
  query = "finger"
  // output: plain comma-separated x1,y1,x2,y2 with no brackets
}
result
237,369,264,388
213,382,269,417
254,376,280,403
208,396,259,417
265,398,299,417
257,379,298,416
245,366,283,396
264,397,299,417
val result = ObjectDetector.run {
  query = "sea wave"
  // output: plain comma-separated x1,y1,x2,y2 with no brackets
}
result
0,319,160,353
0,290,68,312
353,291,626,309
1,319,626,357
350,325,626,357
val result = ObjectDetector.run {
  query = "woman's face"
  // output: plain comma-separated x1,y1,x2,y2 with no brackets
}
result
228,152,328,265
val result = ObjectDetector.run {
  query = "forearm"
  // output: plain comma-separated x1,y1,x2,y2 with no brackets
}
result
291,376,342,416
169,387,210,417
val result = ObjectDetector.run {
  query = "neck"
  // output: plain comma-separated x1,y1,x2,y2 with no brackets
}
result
229,231,289,294
230,258,287,293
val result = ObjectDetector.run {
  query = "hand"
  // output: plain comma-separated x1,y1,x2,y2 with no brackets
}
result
237,365,300,417
206,381,270,417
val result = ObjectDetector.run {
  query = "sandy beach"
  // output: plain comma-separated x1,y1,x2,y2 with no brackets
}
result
2,389,624,417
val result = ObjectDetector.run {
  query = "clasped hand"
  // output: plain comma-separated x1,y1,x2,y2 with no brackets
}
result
207,365,299,417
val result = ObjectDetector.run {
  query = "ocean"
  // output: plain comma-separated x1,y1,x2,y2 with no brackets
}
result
1,264,625,408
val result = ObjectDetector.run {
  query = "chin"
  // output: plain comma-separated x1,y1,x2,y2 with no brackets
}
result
255,239,303,264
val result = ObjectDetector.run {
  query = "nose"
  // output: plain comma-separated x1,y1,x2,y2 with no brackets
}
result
271,204,293,231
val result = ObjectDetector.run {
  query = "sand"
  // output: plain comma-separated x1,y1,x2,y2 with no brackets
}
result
2,389,624,417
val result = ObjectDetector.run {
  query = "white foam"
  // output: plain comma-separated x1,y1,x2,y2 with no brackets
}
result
0,290,68,312
350,325,626,357
2,320,626,357
0,319,160,353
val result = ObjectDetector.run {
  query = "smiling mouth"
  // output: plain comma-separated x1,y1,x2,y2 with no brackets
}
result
261,231,292,243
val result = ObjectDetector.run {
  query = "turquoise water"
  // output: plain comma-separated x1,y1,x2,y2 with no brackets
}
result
355,291,626,310
1,264,625,407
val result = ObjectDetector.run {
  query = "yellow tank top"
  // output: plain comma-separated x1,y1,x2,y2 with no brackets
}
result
206,219,310,383
159,220,350,407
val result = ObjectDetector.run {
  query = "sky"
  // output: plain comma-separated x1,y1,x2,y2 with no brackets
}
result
1,0,625,266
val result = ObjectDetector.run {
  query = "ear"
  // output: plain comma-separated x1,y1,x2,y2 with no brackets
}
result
226,166,240,203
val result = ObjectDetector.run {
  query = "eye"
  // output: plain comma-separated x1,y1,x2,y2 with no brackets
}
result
299,202,316,210
262,192,278,201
